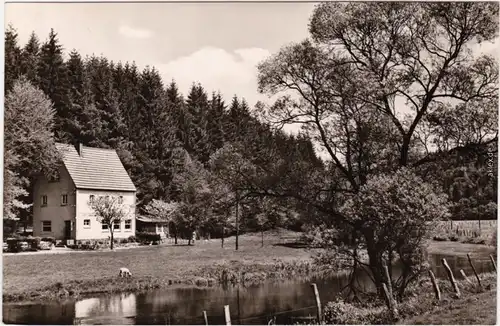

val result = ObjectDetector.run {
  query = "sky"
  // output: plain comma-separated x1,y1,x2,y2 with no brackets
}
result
5,2,317,108
5,2,498,160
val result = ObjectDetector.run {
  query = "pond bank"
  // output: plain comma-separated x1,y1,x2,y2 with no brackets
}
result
323,272,497,325
2,260,323,303
3,238,495,304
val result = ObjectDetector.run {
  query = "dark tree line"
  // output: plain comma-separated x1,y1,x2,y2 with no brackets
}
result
4,25,323,233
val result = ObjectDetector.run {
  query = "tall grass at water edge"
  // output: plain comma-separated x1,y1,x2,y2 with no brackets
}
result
433,220,497,245
198,260,326,286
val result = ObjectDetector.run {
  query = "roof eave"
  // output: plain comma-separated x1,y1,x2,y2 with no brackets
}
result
75,186,137,192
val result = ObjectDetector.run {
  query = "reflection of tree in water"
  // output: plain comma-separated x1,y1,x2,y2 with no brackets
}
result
75,293,136,318
3,301,75,325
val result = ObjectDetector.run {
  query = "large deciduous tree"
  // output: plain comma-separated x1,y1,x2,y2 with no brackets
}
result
173,152,211,245
257,2,498,299
209,143,258,250
4,78,61,222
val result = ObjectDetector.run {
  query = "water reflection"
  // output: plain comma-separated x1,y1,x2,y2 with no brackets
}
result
3,253,495,325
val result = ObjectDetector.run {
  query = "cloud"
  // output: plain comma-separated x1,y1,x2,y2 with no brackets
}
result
118,25,153,39
155,46,271,107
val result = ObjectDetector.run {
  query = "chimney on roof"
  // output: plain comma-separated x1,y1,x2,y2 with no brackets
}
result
77,143,83,157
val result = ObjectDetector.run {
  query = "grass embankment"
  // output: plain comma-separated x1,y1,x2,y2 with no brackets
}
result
3,231,320,303
323,273,497,325
399,273,497,325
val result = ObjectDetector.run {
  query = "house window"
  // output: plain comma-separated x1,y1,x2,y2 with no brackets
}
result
61,194,68,206
118,196,124,204
89,195,95,204
41,195,48,207
114,221,121,231
83,219,91,228
102,223,109,231
125,220,132,230
42,221,52,232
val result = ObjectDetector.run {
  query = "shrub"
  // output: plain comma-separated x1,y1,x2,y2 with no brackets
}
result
323,298,392,325
41,237,56,244
28,237,41,250
323,299,372,324
128,235,138,243
120,238,129,244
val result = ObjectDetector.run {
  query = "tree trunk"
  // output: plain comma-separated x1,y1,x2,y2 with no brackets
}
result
188,238,191,246
109,227,114,250
365,235,385,298
173,224,178,245
235,192,240,251
261,228,264,247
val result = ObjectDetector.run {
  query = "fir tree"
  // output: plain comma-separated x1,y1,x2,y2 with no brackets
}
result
20,31,41,86
5,24,22,94
65,50,85,143
207,92,226,153
37,28,70,140
186,83,211,163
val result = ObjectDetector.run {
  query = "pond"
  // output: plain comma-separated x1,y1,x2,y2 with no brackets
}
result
3,253,495,325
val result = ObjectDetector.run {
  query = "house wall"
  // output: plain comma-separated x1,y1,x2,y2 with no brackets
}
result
75,189,136,240
33,167,77,240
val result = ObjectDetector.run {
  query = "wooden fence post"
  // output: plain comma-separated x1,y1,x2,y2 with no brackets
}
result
489,254,497,272
224,305,231,326
467,253,483,289
311,283,322,323
382,283,398,319
428,270,441,301
441,258,460,297
203,311,208,325
459,269,473,286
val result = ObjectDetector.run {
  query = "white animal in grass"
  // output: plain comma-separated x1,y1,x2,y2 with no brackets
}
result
119,267,132,277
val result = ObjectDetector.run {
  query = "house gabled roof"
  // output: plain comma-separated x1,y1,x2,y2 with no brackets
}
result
56,143,136,192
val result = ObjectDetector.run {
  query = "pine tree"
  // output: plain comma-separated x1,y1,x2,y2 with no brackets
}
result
167,80,190,152
37,28,71,140
20,31,41,86
207,92,226,153
5,24,22,94
224,96,253,143
65,50,85,143
186,83,211,163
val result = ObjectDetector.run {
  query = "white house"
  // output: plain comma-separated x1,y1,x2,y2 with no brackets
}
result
33,143,137,243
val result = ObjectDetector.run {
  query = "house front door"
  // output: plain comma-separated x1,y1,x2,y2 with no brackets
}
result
64,221,72,239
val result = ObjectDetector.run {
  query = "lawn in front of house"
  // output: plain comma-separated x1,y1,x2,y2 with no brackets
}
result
2,231,312,299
